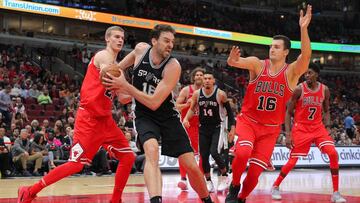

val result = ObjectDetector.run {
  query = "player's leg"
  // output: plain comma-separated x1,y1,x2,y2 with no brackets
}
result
316,130,346,202
272,126,311,200
19,109,102,202
208,126,228,191
237,126,280,202
199,125,215,192
103,117,135,203
162,118,212,203
134,116,162,203
226,116,255,203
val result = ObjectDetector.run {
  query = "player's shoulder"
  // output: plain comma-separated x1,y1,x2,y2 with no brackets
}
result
134,42,151,54
93,50,113,68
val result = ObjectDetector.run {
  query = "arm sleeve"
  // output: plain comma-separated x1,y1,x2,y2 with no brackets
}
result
224,101,235,129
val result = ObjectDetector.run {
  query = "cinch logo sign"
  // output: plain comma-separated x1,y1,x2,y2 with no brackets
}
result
3,0,60,15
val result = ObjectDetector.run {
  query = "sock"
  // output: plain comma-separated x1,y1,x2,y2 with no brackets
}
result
150,196,162,203
239,163,264,199
273,157,298,187
322,145,339,192
231,145,252,186
30,161,84,196
111,151,136,203
201,195,213,203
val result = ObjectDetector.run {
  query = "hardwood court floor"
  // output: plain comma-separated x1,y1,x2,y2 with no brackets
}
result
1,168,359,202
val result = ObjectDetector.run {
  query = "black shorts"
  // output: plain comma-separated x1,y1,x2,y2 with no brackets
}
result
134,115,193,158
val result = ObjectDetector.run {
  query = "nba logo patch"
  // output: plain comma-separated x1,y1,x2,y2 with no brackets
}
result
69,143,84,162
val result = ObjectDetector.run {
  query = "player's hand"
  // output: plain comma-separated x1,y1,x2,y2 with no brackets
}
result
228,126,236,143
227,46,241,67
285,134,294,149
183,119,190,128
299,4,312,29
102,69,128,92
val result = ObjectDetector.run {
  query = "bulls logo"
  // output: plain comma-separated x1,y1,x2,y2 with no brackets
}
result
69,143,84,162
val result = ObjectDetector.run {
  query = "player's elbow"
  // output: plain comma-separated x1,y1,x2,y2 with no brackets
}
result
149,101,162,111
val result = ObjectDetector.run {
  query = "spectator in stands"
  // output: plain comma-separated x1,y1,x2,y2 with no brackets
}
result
10,84,21,97
37,89,52,105
30,133,56,170
41,119,51,133
12,129,43,176
0,84,13,127
30,120,41,134
29,84,40,99
0,136,12,178
14,97,28,122
49,85,59,99
11,112,25,129
0,127,11,150
344,112,355,139
46,132,62,160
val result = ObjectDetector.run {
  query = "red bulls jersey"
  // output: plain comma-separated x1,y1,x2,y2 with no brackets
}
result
181,85,199,123
294,82,325,125
241,59,293,125
79,56,113,117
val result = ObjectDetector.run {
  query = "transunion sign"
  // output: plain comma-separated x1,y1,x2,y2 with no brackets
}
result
1,0,359,53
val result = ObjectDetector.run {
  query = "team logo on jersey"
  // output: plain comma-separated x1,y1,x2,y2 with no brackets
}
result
104,90,114,100
145,73,154,82
69,143,84,162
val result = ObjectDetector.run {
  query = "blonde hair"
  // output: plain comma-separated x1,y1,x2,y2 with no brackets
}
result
105,26,124,39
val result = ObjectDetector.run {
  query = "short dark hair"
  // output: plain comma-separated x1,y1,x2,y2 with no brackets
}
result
190,67,205,83
309,63,320,74
273,35,291,50
204,71,215,77
149,24,176,40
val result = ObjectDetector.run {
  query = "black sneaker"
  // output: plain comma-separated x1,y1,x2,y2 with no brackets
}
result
238,199,246,203
32,171,42,176
22,170,32,177
225,184,241,203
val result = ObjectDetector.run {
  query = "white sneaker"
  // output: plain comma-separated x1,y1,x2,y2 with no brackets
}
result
206,180,215,193
331,191,346,202
177,179,188,191
271,186,282,200
217,175,229,191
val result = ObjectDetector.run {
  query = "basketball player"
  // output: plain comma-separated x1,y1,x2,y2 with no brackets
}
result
225,5,313,203
175,67,205,191
17,26,135,203
271,64,346,202
102,24,213,203
183,72,235,192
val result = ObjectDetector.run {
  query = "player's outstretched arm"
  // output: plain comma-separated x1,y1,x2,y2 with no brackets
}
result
227,46,262,72
288,5,312,81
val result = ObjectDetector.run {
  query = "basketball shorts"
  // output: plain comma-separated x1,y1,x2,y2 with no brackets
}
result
290,122,334,158
235,114,281,169
134,115,193,158
70,107,131,165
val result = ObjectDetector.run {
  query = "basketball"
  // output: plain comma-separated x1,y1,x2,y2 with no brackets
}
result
101,64,121,81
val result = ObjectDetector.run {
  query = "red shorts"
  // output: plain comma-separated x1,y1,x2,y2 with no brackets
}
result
186,121,199,153
70,108,131,165
235,114,281,169
290,122,334,157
